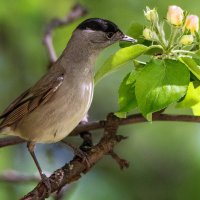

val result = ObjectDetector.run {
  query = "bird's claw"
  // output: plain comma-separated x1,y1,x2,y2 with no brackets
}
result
74,148,91,170
41,173,51,196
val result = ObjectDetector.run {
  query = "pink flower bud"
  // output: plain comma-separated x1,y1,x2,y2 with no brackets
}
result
167,5,184,26
185,15,199,33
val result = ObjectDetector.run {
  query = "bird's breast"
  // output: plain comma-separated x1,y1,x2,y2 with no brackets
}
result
16,69,94,143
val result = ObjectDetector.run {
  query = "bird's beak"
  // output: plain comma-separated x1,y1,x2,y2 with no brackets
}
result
121,35,137,43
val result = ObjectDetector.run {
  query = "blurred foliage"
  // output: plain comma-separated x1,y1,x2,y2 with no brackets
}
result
1,0,200,199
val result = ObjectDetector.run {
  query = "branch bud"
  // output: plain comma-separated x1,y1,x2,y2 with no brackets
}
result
167,5,184,26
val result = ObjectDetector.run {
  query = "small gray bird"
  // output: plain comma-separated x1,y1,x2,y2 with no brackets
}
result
0,18,135,183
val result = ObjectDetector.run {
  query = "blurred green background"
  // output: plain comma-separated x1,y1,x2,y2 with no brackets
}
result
1,0,200,199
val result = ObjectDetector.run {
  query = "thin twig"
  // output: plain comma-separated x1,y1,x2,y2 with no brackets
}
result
71,112,200,134
0,170,40,183
43,3,87,63
0,113,200,148
109,150,129,170
0,136,25,148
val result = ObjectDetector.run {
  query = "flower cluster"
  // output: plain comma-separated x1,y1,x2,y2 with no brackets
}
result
96,5,200,119
142,6,199,55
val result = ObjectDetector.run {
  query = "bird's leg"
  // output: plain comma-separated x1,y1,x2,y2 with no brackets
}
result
27,142,51,195
79,131,93,152
27,142,43,177
79,115,93,151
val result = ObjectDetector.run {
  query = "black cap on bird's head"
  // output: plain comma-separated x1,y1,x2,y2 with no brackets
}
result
76,18,136,43
77,18,120,34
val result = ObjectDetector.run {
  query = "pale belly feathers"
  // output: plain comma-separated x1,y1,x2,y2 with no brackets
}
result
14,73,94,143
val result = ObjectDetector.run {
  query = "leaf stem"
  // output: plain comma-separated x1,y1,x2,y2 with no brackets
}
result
154,22,167,50
166,26,179,52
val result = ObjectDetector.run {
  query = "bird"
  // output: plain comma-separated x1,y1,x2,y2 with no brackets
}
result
0,18,136,187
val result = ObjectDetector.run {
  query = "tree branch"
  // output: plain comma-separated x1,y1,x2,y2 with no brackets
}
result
70,112,200,134
17,112,200,199
0,112,198,198
21,114,125,200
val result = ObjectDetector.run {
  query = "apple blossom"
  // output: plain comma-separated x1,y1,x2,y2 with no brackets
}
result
179,35,194,45
167,5,184,26
185,15,199,33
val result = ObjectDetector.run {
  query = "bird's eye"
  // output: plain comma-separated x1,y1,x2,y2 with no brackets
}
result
106,32,114,39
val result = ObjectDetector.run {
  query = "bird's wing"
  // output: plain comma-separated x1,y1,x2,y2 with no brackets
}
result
0,69,64,129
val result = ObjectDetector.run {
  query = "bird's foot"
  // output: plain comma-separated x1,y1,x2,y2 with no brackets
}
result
79,131,93,152
71,145,91,170
74,147,91,169
40,173,51,197
62,141,91,170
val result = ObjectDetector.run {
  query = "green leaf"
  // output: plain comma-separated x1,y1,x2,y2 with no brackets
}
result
126,70,138,85
135,59,190,119
126,61,145,85
119,22,144,48
115,73,137,118
192,103,200,116
144,45,163,56
180,57,200,80
177,82,200,108
94,44,148,83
